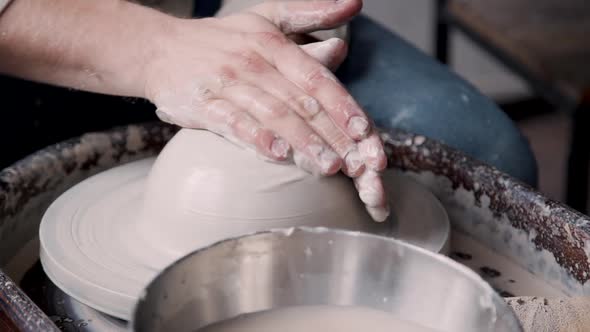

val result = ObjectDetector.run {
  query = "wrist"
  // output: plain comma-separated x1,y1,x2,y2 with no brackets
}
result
140,16,217,103
102,1,180,98
0,0,181,98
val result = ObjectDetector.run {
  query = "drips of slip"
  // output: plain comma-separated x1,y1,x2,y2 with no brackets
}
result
200,305,441,332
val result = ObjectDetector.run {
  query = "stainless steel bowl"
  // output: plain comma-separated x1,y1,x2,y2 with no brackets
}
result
131,227,522,332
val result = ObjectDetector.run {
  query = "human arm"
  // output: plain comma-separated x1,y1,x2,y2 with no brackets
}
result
0,0,389,220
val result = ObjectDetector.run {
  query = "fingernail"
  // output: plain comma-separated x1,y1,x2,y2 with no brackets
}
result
348,116,369,138
318,149,341,175
359,187,382,207
303,97,321,116
271,138,290,160
366,142,387,171
366,205,390,222
344,149,364,176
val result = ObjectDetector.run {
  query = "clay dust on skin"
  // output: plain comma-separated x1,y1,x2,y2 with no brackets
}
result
276,3,333,33
152,38,370,177
348,116,369,137
293,149,326,176
359,134,386,167
366,205,390,223
300,95,321,116
343,149,364,175
148,31,385,217
332,95,369,138
354,170,389,222
356,171,383,206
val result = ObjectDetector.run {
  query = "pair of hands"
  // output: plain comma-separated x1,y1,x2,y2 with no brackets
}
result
144,0,389,221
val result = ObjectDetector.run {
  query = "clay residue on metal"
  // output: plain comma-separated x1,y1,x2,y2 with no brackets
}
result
0,273,58,331
0,122,177,331
382,130,590,285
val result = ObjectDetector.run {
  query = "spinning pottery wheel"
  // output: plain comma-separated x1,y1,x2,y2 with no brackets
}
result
39,129,451,320
5,123,590,331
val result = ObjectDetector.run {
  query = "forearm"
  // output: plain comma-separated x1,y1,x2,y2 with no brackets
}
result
0,0,172,97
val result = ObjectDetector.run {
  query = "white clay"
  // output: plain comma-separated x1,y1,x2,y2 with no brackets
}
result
39,129,450,320
507,296,590,332
200,305,442,332
135,129,388,267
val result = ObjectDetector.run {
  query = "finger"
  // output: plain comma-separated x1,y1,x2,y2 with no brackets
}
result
302,38,359,175
300,38,348,72
156,101,290,161
204,99,292,160
293,150,321,175
249,0,362,34
354,170,390,222
221,84,342,175
354,170,386,208
249,33,371,141
366,205,391,223
239,59,364,177
358,129,388,171
293,149,357,177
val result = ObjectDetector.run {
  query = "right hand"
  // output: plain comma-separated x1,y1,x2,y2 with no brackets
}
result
143,0,389,220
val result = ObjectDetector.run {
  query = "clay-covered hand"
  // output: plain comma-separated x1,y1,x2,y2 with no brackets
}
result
0,0,388,219
302,40,389,222
143,0,389,221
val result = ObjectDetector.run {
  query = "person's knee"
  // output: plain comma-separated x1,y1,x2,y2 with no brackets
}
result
371,80,537,187
339,15,538,186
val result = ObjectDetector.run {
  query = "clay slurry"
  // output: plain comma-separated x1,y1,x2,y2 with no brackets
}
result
199,305,442,332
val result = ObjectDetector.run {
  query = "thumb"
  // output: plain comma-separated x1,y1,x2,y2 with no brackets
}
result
300,38,348,71
249,0,362,34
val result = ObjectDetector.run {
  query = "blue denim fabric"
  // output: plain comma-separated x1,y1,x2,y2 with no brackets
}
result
194,2,538,186
336,16,537,186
